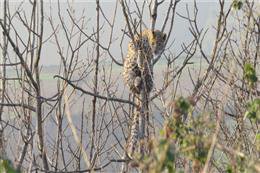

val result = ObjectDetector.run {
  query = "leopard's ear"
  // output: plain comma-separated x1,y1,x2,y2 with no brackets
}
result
163,33,167,40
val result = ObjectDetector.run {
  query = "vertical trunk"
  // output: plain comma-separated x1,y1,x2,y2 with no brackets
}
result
36,86,49,170
34,0,49,170
127,93,149,157
127,100,140,157
138,91,148,156
90,0,100,164
121,96,138,173
124,92,149,171
138,51,152,157
150,0,158,31
16,1,37,169
54,97,62,171
0,0,7,157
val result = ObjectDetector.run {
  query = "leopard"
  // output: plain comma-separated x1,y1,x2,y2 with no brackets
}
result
123,29,167,95
122,29,167,158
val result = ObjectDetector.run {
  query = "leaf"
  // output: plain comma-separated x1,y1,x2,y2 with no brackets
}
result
233,0,243,10
226,165,233,173
244,63,258,87
256,133,260,140
176,97,192,114
245,99,260,122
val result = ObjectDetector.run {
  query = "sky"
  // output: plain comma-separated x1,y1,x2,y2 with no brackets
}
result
0,0,232,66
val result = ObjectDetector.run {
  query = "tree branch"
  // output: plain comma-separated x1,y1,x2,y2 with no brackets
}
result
54,75,136,107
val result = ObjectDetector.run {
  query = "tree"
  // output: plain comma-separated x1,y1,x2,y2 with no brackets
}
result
0,0,259,172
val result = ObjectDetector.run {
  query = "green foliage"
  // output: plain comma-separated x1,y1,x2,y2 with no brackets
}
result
226,158,260,173
179,115,212,165
174,97,192,115
135,97,260,172
237,156,246,172
137,97,214,172
157,139,175,173
245,98,260,122
226,165,233,173
232,0,243,10
137,138,176,173
0,159,20,173
244,63,258,88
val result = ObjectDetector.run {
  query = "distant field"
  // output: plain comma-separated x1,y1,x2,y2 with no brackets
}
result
5,56,208,83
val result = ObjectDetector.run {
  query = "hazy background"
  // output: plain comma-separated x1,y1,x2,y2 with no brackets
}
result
1,0,232,66
0,1,240,171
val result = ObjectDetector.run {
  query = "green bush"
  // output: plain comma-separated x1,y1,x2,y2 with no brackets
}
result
0,159,20,173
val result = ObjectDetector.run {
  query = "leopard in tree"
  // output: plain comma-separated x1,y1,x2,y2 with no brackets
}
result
123,29,167,95
122,29,167,157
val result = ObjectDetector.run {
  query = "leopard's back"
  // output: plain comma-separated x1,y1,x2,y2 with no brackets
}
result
123,44,142,94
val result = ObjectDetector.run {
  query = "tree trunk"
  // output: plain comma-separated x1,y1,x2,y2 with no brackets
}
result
0,0,7,157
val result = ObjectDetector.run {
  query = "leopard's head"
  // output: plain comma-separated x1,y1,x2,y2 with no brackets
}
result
150,30,167,55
